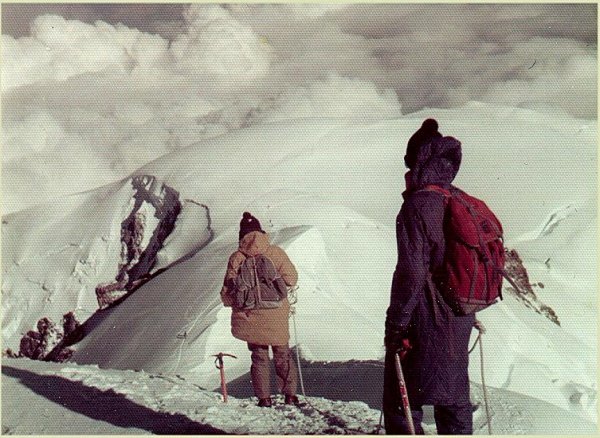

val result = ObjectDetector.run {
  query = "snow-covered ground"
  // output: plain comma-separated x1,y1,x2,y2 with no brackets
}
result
3,357,597,435
2,4,597,435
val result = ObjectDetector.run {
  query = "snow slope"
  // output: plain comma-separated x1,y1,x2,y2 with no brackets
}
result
2,103,597,431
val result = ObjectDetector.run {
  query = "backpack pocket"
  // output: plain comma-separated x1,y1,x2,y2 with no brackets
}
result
231,254,288,310
253,256,287,308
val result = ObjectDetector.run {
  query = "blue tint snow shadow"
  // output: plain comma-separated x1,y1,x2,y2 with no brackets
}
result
2,366,225,435
226,357,441,425
227,357,387,408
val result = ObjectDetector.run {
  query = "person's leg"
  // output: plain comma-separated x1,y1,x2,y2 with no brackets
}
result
383,405,425,435
272,344,298,397
382,349,424,434
434,403,473,435
248,343,271,400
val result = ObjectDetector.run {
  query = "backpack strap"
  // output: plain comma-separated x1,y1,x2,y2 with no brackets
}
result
421,184,452,199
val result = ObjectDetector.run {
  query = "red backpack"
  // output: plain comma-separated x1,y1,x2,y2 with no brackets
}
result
425,185,506,315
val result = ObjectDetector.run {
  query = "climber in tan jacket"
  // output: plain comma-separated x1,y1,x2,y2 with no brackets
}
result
220,212,299,407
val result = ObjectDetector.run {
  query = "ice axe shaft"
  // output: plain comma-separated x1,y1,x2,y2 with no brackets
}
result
213,352,237,403
394,351,416,435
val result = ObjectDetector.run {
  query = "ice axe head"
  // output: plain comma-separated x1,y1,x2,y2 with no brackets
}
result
213,352,237,368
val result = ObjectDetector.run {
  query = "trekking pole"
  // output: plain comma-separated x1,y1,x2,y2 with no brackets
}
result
292,310,306,396
213,352,237,403
394,351,416,435
474,320,492,435
289,286,306,396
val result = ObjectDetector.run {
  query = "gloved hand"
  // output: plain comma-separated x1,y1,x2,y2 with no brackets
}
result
397,338,412,360
474,319,486,334
384,329,413,359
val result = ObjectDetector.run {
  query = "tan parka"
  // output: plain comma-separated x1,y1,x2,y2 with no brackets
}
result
221,231,298,346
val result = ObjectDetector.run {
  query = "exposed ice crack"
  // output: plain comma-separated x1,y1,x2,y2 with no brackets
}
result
538,204,577,237
95,175,182,309
41,243,82,258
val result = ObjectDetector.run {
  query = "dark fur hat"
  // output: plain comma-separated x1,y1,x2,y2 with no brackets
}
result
239,211,264,240
404,118,442,169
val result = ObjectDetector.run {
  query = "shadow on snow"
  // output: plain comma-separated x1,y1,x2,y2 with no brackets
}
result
2,366,225,435
226,355,386,409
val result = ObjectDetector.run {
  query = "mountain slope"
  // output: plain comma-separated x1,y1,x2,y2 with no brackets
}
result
2,103,596,424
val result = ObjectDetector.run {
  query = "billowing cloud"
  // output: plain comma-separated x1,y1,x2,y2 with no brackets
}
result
1,14,169,92
261,73,401,122
1,3,596,213
170,5,272,83
226,3,596,116
481,39,597,118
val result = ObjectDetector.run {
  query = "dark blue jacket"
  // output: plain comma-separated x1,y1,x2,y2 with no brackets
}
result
385,136,475,407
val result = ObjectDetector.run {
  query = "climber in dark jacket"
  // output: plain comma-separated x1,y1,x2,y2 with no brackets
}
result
383,119,475,435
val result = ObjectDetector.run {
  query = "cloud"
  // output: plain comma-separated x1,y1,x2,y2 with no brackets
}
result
261,73,401,122
170,5,272,83
2,109,120,213
481,39,597,118
1,4,596,213
1,14,168,92
223,3,596,116
280,4,350,20
0,4,187,39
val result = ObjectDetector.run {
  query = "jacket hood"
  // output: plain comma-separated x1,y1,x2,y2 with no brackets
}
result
406,136,462,191
239,230,270,256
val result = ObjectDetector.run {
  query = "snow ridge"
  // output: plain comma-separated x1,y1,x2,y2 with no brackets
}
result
1,174,213,350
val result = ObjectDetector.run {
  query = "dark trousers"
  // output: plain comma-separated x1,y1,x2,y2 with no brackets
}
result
383,350,473,435
384,404,473,435
247,343,298,399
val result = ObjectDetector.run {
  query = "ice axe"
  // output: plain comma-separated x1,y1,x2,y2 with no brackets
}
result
213,352,237,403
394,350,416,435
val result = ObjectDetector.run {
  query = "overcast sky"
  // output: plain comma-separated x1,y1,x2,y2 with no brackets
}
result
1,3,597,212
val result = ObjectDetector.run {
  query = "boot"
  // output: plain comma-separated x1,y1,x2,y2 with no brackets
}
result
257,397,272,408
284,394,300,406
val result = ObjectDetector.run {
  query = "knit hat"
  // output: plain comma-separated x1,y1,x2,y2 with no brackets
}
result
239,212,264,240
404,118,442,169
